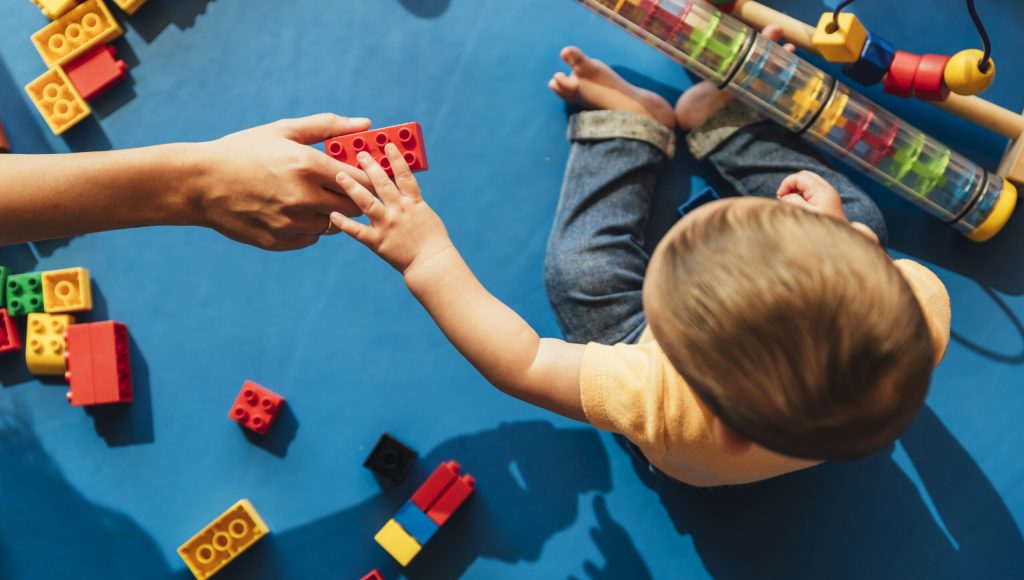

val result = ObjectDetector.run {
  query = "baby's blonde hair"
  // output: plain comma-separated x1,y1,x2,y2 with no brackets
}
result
648,198,934,459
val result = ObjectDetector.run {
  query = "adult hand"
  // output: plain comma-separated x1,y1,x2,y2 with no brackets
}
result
188,114,373,251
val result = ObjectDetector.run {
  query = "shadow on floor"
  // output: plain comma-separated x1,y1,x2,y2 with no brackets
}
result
395,0,451,19
125,0,217,44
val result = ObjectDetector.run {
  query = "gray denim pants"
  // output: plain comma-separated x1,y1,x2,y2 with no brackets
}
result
544,104,887,346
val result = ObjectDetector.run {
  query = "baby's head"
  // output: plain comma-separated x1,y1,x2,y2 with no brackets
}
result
644,197,934,460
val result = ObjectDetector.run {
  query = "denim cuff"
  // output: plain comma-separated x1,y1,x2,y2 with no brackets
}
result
568,110,676,159
686,99,768,160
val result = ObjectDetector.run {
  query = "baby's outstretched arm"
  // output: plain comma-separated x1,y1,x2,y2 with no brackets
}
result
330,145,586,421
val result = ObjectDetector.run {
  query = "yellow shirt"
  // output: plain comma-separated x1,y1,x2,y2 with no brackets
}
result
580,259,951,487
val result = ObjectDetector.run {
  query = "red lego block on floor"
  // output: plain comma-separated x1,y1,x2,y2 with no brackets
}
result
360,570,384,580
0,308,21,354
410,460,461,512
324,122,428,177
425,473,475,526
65,45,127,101
229,381,284,435
65,321,132,406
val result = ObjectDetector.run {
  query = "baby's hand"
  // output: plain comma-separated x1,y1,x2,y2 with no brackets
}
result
776,170,847,221
330,144,453,275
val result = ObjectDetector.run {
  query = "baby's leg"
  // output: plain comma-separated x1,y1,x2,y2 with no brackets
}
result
545,48,676,345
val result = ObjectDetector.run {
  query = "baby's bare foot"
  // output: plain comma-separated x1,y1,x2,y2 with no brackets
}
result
674,24,795,131
549,46,677,130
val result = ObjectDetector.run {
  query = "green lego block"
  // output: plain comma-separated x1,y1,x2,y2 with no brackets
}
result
7,273,44,316
0,266,8,308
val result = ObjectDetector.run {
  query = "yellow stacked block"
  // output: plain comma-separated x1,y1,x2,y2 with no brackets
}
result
26,313,73,376
42,268,93,313
31,0,123,68
112,0,147,15
29,0,79,20
812,12,867,63
178,500,270,579
374,519,422,566
24,67,91,135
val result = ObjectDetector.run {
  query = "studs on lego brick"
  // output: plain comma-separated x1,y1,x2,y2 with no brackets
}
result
364,433,417,485
375,132,390,147
324,122,429,177
229,381,284,435
7,273,45,316
41,267,92,313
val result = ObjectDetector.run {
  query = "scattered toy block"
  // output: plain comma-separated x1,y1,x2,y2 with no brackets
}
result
360,571,384,580
111,0,146,14
0,266,8,306
410,460,460,512
883,50,920,98
30,0,80,19
65,45,127,101
324,122,428,177
41,267,93,313
25,313,73,375
6,273,45,316
0,121,10,153
842,31,895,87
913,54,951,102
363,433,417,485
229,381,284,435
811,12,867,63
178,499,270,580
677,186,720,218
425,473,475,526
0,309,22,354
65,321,132,406
945,49,995,96
32,0,123,68
393,500,439,545
25,67,91,135
374,519,421,567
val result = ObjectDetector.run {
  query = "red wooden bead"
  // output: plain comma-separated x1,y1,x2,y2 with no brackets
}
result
913,53,951,101
883,50,920,98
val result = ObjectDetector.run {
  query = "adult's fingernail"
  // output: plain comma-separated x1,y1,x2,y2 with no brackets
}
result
351,117,370,124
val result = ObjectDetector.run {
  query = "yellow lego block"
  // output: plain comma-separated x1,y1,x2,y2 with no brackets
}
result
31,0,123,68
812,12,867,63
29,0,79,20
374,519,422,566
112,0,148,15
25,67,91,135
26,313,74,376
178,500,270,579
42,267,92,313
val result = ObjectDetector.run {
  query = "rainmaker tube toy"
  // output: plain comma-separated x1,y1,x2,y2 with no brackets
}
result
576,0,1017,241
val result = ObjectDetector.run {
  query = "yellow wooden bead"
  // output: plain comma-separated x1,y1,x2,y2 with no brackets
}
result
812,12,868,63
944,49,995,96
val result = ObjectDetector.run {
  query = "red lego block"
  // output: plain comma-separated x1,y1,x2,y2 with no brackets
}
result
229,381,284,435
65,321,132,406
324,122,428,177
883,50,920,98
0,120,10,153
410,460,460,512
65,45,128,101
425,473,475,526
913,53,951,102
361,570,384,580
0,308,21,353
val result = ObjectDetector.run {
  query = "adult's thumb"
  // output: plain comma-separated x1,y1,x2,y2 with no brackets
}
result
275,113,371,145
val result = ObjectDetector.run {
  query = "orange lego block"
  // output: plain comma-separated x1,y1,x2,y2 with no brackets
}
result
29,0,79,20
64,324,95,405
65,321,132,406
41,267,92,313
25,67,91,135
32,0,123,68
812,12,867,63
111,0,147,14
25,313,73,376
178,499,270,579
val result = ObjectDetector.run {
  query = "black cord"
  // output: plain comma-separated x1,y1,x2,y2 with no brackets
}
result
830,0,858,32
967,0,993,73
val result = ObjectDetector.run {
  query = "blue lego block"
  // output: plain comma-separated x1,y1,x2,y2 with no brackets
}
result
394,500,439,545
842,32,895,87
677,186,721,218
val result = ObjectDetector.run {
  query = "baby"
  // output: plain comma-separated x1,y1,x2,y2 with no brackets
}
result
327,30,951,486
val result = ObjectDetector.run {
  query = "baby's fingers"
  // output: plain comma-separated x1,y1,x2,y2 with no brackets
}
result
358,151,402,205
330,211,376,247
385,143,421,198
336,172,386,224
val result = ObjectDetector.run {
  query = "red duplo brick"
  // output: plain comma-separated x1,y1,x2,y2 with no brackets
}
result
410,460,460,512
229,381,284,435
426,474,475,526
0,308,21,353
360,570,384,580
65,45,128,101
65,321,132,406
324,122,428,177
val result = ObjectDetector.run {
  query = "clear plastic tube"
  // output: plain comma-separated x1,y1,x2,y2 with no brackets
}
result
576,0,1015,239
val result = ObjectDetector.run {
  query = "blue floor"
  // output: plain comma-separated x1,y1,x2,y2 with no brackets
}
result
1,0,1022,578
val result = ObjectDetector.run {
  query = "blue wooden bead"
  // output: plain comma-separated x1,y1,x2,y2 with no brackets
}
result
842,32,895,87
